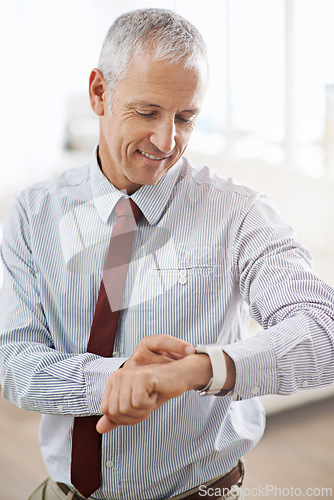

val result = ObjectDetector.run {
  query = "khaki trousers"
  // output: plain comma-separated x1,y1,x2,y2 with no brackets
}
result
28,478,73,499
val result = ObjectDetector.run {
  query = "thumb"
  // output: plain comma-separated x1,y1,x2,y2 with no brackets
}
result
96,415,118,434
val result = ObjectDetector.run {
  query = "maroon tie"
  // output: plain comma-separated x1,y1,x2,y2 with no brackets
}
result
71,197,142,498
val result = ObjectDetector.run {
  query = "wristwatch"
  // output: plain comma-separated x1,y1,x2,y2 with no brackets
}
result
195,344,227,396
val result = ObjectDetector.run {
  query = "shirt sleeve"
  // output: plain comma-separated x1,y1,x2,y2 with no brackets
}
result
0,195,126,416
223,192,334,400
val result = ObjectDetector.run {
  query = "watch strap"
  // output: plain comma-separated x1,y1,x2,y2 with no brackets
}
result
195,344,227,395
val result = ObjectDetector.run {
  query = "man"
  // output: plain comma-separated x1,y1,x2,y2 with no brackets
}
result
0,7,333,500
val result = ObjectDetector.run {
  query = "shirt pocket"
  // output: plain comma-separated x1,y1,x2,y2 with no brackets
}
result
148,265,222,295
137,265,224,345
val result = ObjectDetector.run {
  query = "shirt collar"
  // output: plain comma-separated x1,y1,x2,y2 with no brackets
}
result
90,147,121,223
90,146,184,225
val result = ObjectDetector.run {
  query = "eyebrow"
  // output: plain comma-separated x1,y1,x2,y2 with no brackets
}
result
130,102,200,115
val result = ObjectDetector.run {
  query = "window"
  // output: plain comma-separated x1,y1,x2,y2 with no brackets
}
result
1,0,334,200
186,0,334,178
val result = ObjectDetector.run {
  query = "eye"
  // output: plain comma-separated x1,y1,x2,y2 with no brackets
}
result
177,115,197,126
136,110,155,118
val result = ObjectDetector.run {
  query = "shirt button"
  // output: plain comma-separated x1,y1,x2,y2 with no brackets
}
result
113,351,119,357
57,405,64,411
302,380,309,388
179,269,187,277
251,386,260,395
179,276,187,285
106,460,114,468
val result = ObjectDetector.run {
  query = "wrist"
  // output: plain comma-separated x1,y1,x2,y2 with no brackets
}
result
179,353,213,392
195,344,226,395
194,345,236,395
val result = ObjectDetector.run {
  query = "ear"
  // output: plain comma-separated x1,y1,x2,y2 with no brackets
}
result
89,68,108,116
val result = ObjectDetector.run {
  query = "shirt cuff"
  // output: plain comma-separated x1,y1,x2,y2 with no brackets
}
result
223,331,277,401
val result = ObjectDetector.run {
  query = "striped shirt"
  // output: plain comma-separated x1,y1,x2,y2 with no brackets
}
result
1,149,334,499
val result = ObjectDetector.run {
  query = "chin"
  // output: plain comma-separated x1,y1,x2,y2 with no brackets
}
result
132,169,168,187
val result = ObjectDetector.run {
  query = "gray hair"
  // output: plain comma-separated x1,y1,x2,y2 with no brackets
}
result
97,8,207,98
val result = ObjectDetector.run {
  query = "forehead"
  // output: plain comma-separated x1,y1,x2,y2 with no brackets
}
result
113,51,208,109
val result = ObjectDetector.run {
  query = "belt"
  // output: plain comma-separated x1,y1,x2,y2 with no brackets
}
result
57,462,244,500
174,461,244,499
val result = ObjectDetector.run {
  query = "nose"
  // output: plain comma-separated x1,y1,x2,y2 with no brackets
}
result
150,119,176,154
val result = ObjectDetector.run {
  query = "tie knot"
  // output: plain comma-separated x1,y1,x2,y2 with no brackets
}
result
115,198,142,223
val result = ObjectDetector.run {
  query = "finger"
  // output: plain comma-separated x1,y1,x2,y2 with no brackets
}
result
97,409,152,433
142,335,195,358
161,350,185,360
130,380,158,410
96,414,118,434
100,385,112,416
100,369,122,416
117,381,155,416
97,413,152,434
101,373,123,422
115,372,157,414
100,378,113,416
101,372,154,428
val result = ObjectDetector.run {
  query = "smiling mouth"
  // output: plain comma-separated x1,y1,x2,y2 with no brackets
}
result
138,150,167,161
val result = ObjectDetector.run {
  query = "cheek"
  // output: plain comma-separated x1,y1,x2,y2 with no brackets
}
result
177,129,193,150
122,121,147,147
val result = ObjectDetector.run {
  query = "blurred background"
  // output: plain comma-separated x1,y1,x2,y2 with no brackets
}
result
0,1,333,498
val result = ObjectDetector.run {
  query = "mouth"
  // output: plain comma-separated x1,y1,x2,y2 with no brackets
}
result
138,150,168,161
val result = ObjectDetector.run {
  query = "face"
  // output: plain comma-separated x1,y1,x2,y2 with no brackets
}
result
90,51,207,194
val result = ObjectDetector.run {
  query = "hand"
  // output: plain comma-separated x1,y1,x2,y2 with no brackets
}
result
96,344,212,434
123,334,195,370
123,336,236,390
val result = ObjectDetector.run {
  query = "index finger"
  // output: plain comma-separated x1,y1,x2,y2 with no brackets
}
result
141,335,195,358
